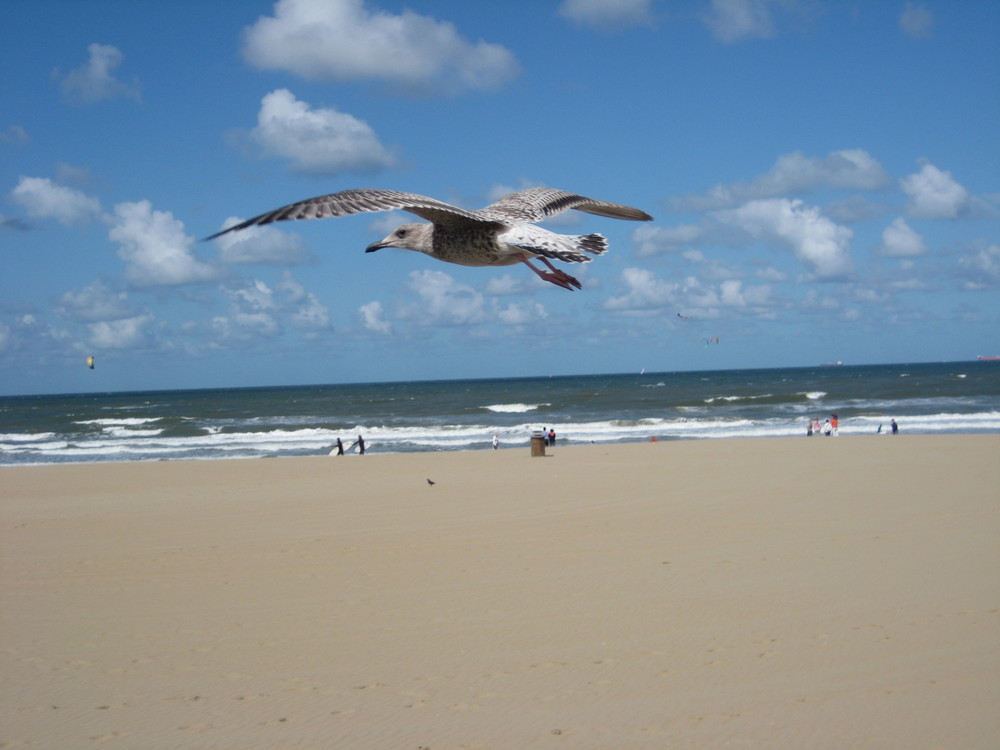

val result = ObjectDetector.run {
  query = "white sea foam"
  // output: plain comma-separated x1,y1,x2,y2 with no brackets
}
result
103,427,165,438
704,394,773,404
483,403,547,413
74,417,161,427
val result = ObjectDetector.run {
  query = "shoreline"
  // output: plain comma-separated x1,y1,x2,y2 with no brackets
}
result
3,428,999,469
3,435,998,748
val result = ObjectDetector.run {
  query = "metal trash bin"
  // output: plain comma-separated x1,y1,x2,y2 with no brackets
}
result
530,432,546,457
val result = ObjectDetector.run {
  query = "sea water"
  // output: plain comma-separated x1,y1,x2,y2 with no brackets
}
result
2,361,998,465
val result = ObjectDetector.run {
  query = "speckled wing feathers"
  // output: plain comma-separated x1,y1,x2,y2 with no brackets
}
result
205,189,485,240
480,187,653,224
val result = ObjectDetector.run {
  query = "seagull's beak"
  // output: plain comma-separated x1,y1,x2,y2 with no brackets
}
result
365,239,389,253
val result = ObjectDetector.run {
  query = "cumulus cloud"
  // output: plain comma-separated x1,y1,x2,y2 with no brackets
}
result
958,243,1000,289
212,312,280,344
900,161,971,219
10,176,103,226
703,0,775,42
558,0,654,29
214,218,314,265
402,270,486,326
275,272,331,331
496,300,547,326
241,0,519,95
57,280,138,322
605,268,770,314
714,198,854,279
671,149,890,212
109,200,218,286
1,125,30,145
900,2,933,39
878,217,928,257
247,89,398,175
54,43,141,104
359,300,391,333
88,314,154,349
633,223,706,256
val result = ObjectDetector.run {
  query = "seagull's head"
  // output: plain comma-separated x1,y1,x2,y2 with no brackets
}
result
366,223,433,255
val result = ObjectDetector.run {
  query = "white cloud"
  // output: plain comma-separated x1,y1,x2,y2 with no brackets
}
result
359,300,391,333
241,0,519,95
57,280,137,322
484,274,529,296
671,149,890,211
605,267,682,311
54,43,140,104
214,220,314,265
403,270,486,326
109,200,218,286
633,222,705,256
212,312,280,344
558,0,653,29
714,198,854,279
1,125,30,145
496,301,547,326
703,0,775,42
275,272,331,331
878,217,928,257
248,89,397,175
958,243,1000,289
88,314,153,349
10,176,103,226
900,2,933,39
900,161,970,219
225,279,275,311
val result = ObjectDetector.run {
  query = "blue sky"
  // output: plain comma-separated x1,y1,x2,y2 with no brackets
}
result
2,0,998,396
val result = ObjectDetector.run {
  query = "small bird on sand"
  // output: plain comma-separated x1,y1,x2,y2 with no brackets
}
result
205,187,653,290
426,478,436,486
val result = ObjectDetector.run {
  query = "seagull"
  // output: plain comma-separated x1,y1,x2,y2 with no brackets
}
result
205,187,653,290
426,478,436,486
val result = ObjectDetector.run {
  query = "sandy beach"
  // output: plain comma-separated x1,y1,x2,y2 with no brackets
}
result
2,435,998,749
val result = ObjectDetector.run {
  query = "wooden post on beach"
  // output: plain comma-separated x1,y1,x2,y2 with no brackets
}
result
530,432,546,457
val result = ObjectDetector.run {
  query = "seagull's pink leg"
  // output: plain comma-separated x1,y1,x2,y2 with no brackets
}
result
518,255,582,290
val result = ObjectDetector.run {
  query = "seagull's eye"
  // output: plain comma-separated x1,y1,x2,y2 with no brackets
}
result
396,228,407,238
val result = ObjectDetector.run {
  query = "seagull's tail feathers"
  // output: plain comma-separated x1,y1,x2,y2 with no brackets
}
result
577,233,609,256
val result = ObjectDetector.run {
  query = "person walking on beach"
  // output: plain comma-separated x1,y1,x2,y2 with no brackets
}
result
891,418,898,435
492,433,499,450
807,419,814,437
830,413,839,436
542,428,549,446
548,427,556,446
352,435,365,455
822,419,832,436
335,437,344,455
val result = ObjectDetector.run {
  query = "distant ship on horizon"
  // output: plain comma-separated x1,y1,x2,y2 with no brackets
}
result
819,361,843,367
978,355,1000,361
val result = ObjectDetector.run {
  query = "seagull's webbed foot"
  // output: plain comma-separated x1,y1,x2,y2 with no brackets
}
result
518,256,582,290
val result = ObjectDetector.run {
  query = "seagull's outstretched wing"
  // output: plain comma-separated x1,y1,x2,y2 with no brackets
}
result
479,188,653,224
205,188,485,241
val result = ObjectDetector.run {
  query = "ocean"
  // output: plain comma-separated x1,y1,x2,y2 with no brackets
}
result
2,361,998,466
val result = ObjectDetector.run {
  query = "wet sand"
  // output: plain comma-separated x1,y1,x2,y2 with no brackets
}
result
2,435,998,748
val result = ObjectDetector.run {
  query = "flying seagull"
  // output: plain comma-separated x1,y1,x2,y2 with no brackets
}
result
205,187,653,290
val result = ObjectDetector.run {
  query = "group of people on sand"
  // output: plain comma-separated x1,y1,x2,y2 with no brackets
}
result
806,414,899,437
541,427,557,446
807,414,839,437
